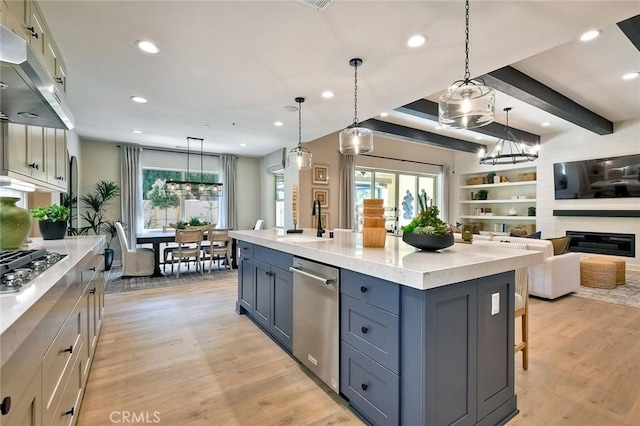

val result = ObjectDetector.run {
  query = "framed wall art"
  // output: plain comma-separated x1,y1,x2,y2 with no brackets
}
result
312,188,329,208
313,164,329,184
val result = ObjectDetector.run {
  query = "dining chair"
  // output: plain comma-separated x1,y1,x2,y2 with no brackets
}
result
115,222,155,277
167,228,205,277
204,228,231,272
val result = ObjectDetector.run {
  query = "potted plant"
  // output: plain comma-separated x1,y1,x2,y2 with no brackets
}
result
30,204,70,240
477,189,489,200
79,180,120,270
401,192,453,251
486,171,496,184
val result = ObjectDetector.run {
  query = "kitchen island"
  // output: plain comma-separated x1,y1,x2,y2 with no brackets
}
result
230,229,542,426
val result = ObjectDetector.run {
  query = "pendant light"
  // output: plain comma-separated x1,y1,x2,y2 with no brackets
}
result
439,0,495,129
479,108,539,165
287,97,312,170
166,137,223,199
339,58,373,155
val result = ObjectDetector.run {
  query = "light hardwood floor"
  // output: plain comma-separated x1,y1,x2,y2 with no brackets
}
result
78,276,640,426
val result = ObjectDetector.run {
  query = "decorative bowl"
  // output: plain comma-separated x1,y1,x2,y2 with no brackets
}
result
402,232,454,251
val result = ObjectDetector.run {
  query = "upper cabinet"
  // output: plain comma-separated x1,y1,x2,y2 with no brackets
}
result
1,122,68,191
5,0,68,93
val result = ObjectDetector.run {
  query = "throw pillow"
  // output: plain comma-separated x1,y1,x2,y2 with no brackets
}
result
545,235,571,255
525,231,542,239
510,227,528,237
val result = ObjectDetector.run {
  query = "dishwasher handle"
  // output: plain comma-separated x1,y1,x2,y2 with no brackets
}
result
289,267,336,285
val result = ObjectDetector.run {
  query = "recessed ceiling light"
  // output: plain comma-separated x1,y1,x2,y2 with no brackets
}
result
580,30,601,42
136,40,159,54
380,112,389,117
407,34,427,48
204,124,210,128
622,72,639,80
130,96,147,103
541,122,551,127
240,143,247,147
274,121,284,127
132,130,143,134
322,91,334,98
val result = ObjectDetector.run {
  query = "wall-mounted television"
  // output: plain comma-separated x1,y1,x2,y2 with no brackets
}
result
554,154,640,199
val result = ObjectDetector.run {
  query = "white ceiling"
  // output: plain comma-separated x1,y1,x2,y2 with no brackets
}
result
37,0,640,156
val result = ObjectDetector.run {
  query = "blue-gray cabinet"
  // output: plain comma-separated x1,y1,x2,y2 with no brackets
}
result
341,269,516,426
237,243,293,352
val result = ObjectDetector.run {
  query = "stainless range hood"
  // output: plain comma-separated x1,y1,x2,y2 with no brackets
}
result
0,24,74,129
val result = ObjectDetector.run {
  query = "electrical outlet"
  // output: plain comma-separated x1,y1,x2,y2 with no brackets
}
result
491,293,500,315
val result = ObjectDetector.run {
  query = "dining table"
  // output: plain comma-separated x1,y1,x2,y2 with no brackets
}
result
136,230,237,277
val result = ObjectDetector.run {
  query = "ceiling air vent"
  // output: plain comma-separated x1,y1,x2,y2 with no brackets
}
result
294,0,334,11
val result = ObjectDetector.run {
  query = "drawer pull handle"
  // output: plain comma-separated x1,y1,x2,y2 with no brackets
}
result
64,407,75,416
63,345,73,354
29,162,39,170
56,77,64,84
360,286,367,293
0,396,11,415
89,288,96,295
89,266,96,271
361,383,368,391
361,326,368,334
26,26,38,38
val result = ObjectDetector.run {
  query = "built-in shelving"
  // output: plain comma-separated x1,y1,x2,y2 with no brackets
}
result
460,181,536,190
460,199,537,204
459,215,537,221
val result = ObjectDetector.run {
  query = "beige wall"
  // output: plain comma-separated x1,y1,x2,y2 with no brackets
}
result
236,156,262,230
297,131,456,229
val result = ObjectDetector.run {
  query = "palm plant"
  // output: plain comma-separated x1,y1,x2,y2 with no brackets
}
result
79,180,120,270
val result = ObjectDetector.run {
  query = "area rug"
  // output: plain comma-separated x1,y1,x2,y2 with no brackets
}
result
106,266,237,294
572,272,640,309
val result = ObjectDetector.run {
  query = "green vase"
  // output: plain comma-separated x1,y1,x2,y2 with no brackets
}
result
0,197,32,249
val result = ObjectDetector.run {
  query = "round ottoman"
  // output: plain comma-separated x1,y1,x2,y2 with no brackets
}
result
580,258,617,289
591,256,626,285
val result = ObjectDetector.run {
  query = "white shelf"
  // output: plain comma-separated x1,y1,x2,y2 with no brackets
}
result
460,199,537,204
460,181,536,190
460,215,537,221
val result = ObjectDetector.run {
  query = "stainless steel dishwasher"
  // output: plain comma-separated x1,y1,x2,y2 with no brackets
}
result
290,257,340,393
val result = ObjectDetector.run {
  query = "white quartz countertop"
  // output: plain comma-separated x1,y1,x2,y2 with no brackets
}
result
229,229,543,290
0,236,104,337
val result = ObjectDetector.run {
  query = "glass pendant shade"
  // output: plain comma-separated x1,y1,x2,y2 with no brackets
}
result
287,146,312,170
287,97,312,170
166,137,223,199
438,0,495,129
339,126,374,155
439,81,495,129
339,58,373,155
479,107,539,165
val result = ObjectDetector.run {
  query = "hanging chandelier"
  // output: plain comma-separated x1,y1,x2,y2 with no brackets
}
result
166,137,223,199
287,97,312,170
339,58,373,155
439,0,495,129
479,108,539,165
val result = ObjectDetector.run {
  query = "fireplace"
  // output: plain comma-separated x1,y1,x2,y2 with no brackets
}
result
566,231,635,257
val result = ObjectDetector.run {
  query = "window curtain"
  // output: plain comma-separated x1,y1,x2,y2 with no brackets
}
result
339,154,355,230
120,145,143,246
220,155,237,229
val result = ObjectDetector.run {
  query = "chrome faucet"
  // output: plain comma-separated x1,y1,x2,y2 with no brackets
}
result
312,199,325,237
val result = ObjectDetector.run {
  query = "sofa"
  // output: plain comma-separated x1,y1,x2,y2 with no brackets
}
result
454,233,581,299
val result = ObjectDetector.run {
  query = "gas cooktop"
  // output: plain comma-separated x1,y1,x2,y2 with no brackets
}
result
0,249,66,294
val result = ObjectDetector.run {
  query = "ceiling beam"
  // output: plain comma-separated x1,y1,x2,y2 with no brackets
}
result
360,119,485,154
481,66,613,135
395,99,540,145
617,14,640,51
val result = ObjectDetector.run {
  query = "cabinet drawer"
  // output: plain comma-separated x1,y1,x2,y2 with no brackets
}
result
50,349,83,426
341,295,399,373
254,245,292,271
341,269,400,314
238,241,253,258
42,308,82,424
341,343,399,426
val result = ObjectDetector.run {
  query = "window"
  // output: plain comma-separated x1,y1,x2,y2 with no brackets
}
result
355,167,439,233
275,172,284,228
142,168,220,230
